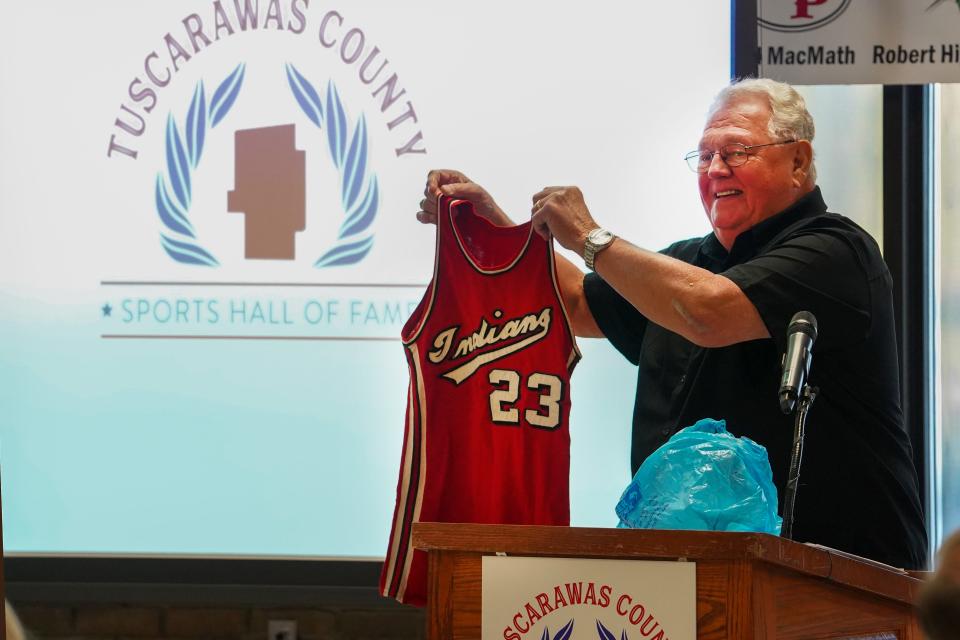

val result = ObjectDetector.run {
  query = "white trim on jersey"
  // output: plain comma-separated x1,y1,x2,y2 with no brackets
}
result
401,201,446,346
381,385,416,594
394,343,430,601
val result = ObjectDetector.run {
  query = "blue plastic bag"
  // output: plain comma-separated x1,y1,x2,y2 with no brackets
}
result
615,418,782,534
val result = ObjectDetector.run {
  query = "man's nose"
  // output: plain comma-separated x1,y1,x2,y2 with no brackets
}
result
706,152,731,178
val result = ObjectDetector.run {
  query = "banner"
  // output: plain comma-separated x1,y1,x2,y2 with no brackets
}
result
757,0,960,84
482,556,695,640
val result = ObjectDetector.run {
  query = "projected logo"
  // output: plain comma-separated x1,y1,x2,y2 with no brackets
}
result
102,6,428,341
156,63,378,268
758,0,852,32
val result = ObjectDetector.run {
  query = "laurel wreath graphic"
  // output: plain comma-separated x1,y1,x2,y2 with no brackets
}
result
154,64,245,266
595,620,627,640
538,619,574,640
154,63,377,267
285,63,379,268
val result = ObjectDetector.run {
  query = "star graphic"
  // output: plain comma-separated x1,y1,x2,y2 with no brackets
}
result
101,303,112,318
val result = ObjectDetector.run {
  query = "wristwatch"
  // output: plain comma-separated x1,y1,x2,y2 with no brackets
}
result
584,228,616,271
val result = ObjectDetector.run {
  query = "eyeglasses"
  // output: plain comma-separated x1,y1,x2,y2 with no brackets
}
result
684,140,797,173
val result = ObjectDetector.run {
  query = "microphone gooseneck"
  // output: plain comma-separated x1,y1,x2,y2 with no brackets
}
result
779,311,819,541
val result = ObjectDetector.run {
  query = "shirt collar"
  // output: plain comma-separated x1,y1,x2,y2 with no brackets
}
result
699,186,828,266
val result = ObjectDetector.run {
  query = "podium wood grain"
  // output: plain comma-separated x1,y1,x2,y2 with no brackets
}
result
413,524,922,640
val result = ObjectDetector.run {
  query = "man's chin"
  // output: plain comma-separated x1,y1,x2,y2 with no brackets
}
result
708,206,748,231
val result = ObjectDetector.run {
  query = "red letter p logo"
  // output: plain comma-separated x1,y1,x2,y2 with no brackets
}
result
792,0,828,19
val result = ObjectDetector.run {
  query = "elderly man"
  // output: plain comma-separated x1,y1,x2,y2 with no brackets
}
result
417,78,927,569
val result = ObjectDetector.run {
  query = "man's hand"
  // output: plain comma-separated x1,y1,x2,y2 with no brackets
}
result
416,169,513,227
530,186,599,257
415,174,603,339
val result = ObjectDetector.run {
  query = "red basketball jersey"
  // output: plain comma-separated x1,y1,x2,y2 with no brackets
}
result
380,196,580,606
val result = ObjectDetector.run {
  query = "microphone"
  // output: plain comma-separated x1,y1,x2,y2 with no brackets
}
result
779,311,818,414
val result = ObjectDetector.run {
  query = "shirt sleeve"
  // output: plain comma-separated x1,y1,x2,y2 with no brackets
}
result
583,271,648,365
721,225,874,353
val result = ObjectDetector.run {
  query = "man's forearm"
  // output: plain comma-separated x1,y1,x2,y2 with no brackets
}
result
591,238,767,347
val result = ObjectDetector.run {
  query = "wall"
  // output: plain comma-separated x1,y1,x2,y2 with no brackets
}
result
14,600,425,640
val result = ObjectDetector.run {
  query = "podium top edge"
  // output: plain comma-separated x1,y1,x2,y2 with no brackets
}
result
411,523,921,605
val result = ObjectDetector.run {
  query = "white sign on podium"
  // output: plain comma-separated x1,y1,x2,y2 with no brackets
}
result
482,556,696,640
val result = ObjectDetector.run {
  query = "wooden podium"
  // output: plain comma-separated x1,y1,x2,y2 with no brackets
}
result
413,523,924,640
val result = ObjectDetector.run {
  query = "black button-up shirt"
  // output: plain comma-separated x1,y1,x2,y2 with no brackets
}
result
584,187,927,569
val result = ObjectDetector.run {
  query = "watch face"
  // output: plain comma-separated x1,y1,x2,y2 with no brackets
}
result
589,229,614,246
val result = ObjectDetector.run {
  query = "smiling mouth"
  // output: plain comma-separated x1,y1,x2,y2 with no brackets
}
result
715,190,742,198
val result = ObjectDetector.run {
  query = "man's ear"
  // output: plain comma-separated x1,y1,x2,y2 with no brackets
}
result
792,140,814,187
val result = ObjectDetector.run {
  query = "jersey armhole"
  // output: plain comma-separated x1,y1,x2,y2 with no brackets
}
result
401,206,444,345
548,243,582,372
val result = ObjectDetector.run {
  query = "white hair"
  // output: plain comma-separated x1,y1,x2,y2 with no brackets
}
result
709,78,817,183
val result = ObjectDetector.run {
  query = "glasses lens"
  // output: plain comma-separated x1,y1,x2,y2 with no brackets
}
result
721,143,749,167
686,142,755,172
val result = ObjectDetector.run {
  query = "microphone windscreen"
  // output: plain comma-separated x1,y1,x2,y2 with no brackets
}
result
787,311,818,341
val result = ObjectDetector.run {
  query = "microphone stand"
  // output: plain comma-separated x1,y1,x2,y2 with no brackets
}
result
781,384,818,540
